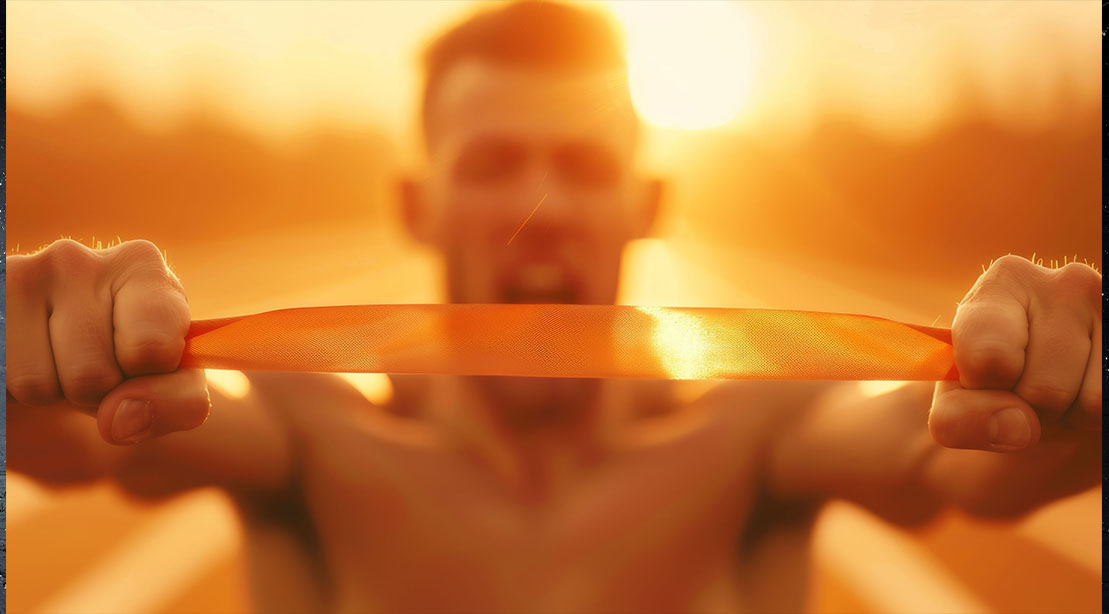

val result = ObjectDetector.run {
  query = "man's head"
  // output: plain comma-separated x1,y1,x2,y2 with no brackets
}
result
402,0,660,307
400,1,661,421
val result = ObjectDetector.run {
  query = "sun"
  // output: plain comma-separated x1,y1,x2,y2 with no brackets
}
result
605,1,760,130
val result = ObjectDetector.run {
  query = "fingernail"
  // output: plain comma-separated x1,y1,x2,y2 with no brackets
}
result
988,408,1030,450
112,399,153,444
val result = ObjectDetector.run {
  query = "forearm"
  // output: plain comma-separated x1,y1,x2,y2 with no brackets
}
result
768,379,1101,523
918,426,1100,518
767,381,945,525
7,401,134,485
114,386,294,498
8,386,294,499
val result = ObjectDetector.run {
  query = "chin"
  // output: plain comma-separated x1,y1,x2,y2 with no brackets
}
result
470,376,601,427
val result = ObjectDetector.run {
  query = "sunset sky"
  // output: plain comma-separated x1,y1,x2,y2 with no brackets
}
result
8,0,1099,149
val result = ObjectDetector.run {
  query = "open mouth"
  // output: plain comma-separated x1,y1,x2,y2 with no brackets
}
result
498,261,583,304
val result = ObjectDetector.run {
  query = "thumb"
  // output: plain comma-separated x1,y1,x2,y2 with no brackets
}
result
928,380,1042,453
96,369,211,445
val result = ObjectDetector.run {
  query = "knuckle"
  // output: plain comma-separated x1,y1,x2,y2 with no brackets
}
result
1016,380,1075,414
969,255,1039,302
955,342,1023,386
114,239,167,270
7,374,61,405
45,238,91,259
1053,263,1101,303
157,290,193,325
9,254,49,295
45,239,99,277
59,365,123,403
119,333,185,373
111,240,185,296
989,254,1036,278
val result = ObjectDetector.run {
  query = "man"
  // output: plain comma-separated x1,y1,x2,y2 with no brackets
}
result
7,2,1101,612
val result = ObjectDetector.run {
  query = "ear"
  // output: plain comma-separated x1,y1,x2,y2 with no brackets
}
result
398,178,435,245
629,178,663,239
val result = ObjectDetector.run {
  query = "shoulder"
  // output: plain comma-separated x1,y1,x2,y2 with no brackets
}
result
695,380,835,428
613,380,830,457
244,371,444,451
694,380,839,484
238,371,377,454
245,371,357,399
245,371,376,417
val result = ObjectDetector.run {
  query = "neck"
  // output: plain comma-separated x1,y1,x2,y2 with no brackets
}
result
428,376,643,500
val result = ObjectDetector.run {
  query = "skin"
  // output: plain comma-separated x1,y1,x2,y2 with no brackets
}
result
6,60,1102,613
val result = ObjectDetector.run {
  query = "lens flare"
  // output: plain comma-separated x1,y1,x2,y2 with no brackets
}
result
335,372,396,406
606,1,759,130
204,369,251,399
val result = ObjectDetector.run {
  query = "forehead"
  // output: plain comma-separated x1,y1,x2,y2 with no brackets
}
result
427,60,639,156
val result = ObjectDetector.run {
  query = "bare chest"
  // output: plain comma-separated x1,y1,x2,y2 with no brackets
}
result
290,403,771,612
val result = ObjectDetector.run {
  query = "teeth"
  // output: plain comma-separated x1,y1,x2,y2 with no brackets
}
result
517,263,565,293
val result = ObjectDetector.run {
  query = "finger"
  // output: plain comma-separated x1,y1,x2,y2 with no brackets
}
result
107,241,191,377
928,380,1041,452
48,298,124,407
6,258,63,405
1014,297,1091,421
952,258,1034,390
96,368,211,445
1063,318,1101,430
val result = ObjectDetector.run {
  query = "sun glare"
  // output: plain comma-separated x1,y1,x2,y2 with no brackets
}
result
335,373,396,406
606,1,760,130
205,369,251,399
858,380,910,399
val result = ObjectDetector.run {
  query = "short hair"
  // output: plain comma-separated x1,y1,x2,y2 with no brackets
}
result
420,1,630,144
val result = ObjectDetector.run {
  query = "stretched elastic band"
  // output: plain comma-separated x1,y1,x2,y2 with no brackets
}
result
182,304,957,381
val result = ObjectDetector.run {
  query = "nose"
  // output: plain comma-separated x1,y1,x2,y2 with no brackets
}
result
506,177,577,247
524,165,576,222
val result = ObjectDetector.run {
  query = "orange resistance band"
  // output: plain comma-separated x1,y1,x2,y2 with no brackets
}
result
182,304,957,381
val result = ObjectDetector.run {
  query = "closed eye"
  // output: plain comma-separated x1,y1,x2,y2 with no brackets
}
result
552,141,620,187
453,137,527,184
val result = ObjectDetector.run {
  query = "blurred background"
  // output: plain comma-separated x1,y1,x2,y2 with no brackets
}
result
6,1,1100,612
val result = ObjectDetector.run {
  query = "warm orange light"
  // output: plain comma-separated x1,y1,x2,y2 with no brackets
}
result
336,373,395,406
858,380,910,398
605,1,759,130
204,369,251,399
637,306,724,379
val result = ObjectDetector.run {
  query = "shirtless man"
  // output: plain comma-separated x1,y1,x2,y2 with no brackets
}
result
6,2,1101,612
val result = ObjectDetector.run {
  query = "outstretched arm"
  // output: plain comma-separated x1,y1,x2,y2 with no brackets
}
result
767,255,1101,522
7,239,295,498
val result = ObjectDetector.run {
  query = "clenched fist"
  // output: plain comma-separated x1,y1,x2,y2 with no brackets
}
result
930,255,1102,452
7,239,210,445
